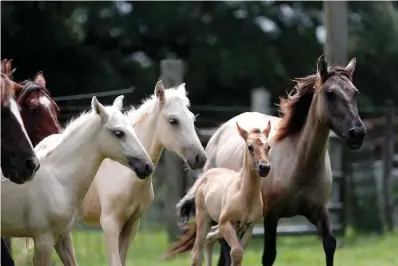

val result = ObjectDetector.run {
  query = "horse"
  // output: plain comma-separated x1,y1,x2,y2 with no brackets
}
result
0,71,39,266
175,121,272,266
0,71,39,184
1,59,62,266
165,55,367,266
65,80,207,266
1,96,154,266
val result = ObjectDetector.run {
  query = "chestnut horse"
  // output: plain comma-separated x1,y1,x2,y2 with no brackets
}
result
1,59,62,266
165,55,367,266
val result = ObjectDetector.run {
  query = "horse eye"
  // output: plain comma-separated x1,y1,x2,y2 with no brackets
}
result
31,107,41,115
169,118,179,125
325,91,335,100
113,130,125,138
248,144,254,153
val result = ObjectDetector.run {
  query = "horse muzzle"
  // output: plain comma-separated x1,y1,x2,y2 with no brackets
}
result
127,157,154,179
346,125,367,150
186,149,207,170
257,162,270,177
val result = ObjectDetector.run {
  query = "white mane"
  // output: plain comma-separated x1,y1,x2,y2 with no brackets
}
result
125,84,190,125
34,110,98,158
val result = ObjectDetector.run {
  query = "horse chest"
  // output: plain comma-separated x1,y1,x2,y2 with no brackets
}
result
271,175,332,216
124,184,155,220
227,196,263,224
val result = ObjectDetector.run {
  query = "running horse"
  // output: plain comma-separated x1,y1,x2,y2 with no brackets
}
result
1,59,62,266
165,55,367,266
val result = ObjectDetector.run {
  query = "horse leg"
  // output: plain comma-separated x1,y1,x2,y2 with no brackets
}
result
119,218,140,266
101,214,123,266
217,239,231,266
1,237,15,266
191,209,209,266
240,225,254,249
306,207,336,266
54,232,78,266
219,221,243,266
205,238,214,266
206,225,220,242
32,234,55,266
261,215,278,266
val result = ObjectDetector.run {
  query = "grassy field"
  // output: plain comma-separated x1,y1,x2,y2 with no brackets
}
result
14,228,398,266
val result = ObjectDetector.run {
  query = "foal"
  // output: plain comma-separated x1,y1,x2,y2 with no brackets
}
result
176,122,271,266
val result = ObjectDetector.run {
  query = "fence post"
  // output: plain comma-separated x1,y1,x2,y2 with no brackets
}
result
251,87,270,114
160,59,186,241
382,100,395,231
324,1,348,66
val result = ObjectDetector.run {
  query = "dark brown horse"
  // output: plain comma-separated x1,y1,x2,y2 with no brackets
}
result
165,55,367,266
1,59,62,266
0,71,38,184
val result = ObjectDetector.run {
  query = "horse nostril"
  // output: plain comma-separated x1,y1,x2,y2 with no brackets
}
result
145,163,153,174
348,127,366,140
195,154,205,164
25,157,40,173
348,128,357,139
259,163,270,171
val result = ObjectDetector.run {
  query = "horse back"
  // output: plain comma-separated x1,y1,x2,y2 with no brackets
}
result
205,112,280,173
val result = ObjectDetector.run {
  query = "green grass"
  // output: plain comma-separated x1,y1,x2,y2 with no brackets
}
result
14,229,398,265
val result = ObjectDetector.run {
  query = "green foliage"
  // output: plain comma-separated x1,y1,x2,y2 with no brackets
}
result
1,1,397,108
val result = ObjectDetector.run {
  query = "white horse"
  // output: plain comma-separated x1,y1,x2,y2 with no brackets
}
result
69,80,206,266
1,96,153,266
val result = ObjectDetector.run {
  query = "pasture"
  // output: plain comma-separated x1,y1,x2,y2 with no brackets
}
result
14,228,398,266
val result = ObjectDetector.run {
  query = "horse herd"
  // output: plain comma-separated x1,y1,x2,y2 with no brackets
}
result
0,55,366,266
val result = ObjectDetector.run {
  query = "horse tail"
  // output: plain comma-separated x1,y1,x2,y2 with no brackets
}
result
164,176,205,259
176,182,198,229
164,223,197,259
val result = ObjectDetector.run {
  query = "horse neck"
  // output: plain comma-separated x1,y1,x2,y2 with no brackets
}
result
296,93,330,172
133,109,164,181
44,116,104,204
238,149,262,197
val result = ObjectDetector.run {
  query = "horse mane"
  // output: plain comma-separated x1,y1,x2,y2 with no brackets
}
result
125,84,190,126
0,73,14,107
274,67,352,142
37,110,92,156
17,80,52,101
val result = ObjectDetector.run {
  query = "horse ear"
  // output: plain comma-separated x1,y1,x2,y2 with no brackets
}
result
345,57,356,76
112,95,124,111
236,122,248,140
1,59,13,78
34,71,46,88
263,121,271,138
176,83,186,94
155,80,165,104
317,54,328,77
91,96,108,122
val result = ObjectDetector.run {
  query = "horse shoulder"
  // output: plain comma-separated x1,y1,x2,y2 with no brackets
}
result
202,168,233,221
93,158,153,221
34,133,63,159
